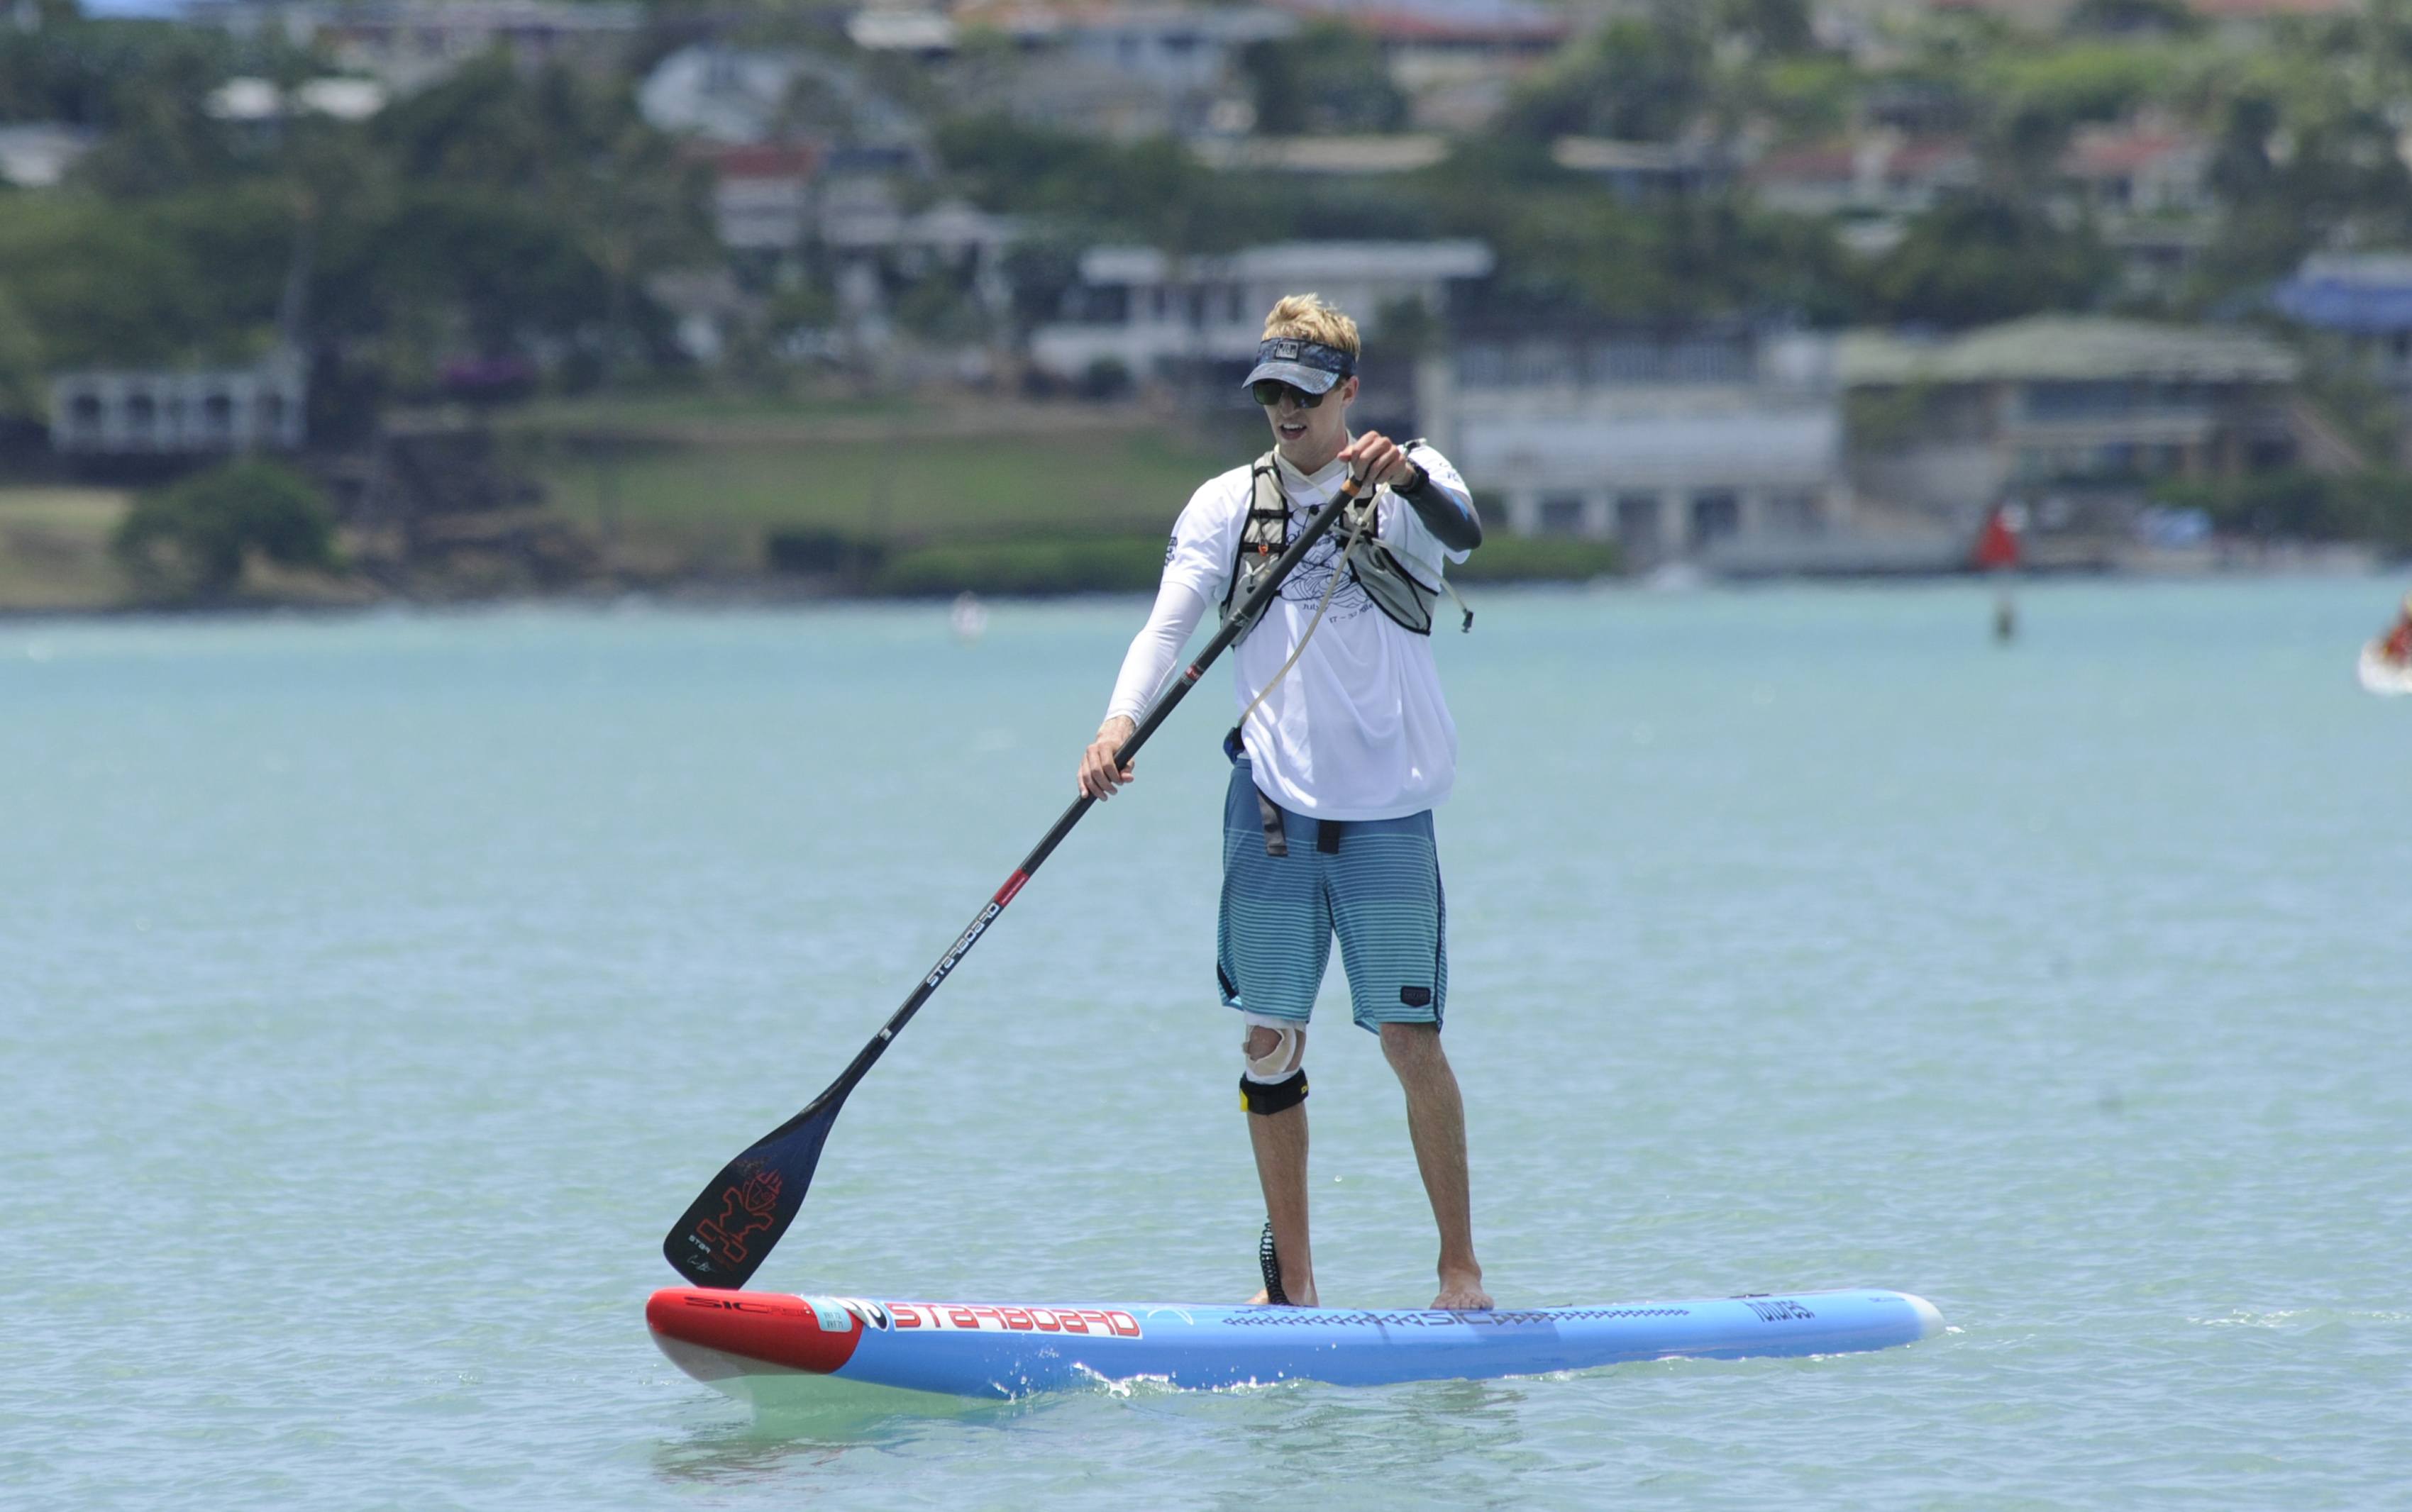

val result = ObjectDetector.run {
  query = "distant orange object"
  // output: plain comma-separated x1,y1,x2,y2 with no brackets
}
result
1973,506,2021,572
2381,592,2412,665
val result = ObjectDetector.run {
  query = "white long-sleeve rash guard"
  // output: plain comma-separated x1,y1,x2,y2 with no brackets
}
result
1105,576,1211,732
1100,444,1473,821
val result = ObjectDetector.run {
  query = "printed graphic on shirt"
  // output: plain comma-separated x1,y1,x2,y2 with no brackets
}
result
1273,512,1377,621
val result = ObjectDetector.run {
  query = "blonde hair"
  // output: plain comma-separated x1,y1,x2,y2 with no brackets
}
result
1261,294,1361,357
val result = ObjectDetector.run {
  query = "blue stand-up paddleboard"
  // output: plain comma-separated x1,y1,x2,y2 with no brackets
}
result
648,1286,1944,1401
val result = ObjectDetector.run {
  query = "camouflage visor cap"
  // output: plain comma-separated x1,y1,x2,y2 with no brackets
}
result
1241,337,1356,396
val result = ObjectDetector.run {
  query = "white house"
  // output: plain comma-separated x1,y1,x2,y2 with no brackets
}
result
693,143,825,253
50,352,309,456
958,1,1294,87
1029,240,1493,383
0,123,99,188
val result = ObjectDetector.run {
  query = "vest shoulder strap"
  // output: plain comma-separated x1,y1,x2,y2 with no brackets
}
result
1222,450,1289,630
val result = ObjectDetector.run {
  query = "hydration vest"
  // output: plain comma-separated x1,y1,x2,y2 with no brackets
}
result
1219,445,1460,643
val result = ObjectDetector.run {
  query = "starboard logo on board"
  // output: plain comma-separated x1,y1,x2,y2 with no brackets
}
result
884,1303,1144,1338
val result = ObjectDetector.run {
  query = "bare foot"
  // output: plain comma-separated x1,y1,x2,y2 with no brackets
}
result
1247,1282,1320,1307
1432,1269,1491,1311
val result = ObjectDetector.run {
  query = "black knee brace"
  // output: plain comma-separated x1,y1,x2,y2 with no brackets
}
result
1239,1067,1307,1116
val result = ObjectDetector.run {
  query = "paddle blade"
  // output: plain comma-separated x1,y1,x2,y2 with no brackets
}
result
662,1099,840,1289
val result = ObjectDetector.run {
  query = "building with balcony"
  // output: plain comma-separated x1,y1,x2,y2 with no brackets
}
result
1840,317,2306,534
1424,326,1852,566
959,1,1295,89
639,45,928,157
192,1,642,94
946,2,1292,138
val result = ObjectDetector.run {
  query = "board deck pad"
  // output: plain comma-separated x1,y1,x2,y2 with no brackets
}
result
648,1286,1944,1401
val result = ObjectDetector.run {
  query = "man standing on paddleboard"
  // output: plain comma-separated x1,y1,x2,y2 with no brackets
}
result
1075,294,1491,1311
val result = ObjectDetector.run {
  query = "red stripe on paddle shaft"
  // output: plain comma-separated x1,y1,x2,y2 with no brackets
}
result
993,870,1030,907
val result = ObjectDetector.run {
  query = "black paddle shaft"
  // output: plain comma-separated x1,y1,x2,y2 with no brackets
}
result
662,474,1366,1288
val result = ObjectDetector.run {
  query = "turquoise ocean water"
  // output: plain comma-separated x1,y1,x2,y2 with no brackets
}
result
4,579,2406,1508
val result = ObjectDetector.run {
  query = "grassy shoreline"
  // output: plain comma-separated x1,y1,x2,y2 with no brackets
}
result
0,487,133,611
2,404,1632,611
0,483,1626,615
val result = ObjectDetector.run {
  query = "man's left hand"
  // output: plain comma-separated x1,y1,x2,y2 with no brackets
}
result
1339,432,1419,491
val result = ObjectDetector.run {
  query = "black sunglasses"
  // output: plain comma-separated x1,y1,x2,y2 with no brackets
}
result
1251,379,1331,408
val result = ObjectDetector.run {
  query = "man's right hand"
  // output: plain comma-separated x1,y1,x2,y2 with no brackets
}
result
1078,716,1139,800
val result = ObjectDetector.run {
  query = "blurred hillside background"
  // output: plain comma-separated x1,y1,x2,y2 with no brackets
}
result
5,0,2412,608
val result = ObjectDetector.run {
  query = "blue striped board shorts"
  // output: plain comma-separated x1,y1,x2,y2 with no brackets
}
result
1217,757,1448,1032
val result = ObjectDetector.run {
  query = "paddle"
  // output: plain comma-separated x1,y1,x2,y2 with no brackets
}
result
663,472,1367,1289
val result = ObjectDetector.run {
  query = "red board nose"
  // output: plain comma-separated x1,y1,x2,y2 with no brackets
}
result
646,1289,864,1374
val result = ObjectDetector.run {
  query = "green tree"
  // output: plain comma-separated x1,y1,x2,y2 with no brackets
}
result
0,282,41,423
1504,15,1710,144
114,459,341,602
1714,0,1815,57
372,56,621,198
1503,0,1812,148
1751,53,1860,144
998,238,1083,335
1417,138,1855,323
1864,194,2116,328
1,13,240,133
1974,43,2177,191
2061,0,2201,39
357,60,707,382
64,24,246,199
575,123,716,386
2154,469,2412,551
934,117,1284,253
1371,296,1439,357
265,116,402,443
0,195,222,369
1241,23,1407,135
2194,87,2412,294
892,268,988,343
